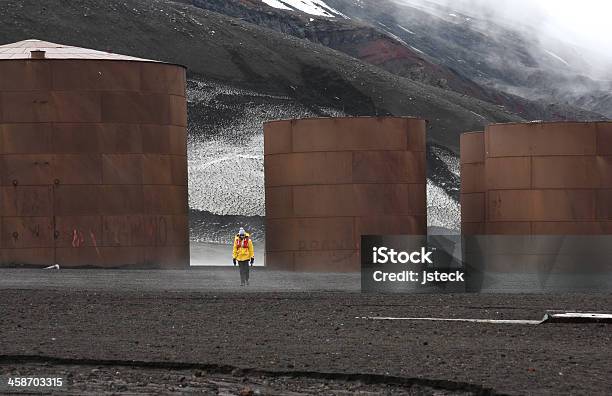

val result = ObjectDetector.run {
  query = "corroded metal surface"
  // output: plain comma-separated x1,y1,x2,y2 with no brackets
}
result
461,123,612,235
460,132,484,235
0,41,188,268
264,117,427,272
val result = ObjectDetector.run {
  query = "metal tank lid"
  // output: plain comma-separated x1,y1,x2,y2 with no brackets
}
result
0,39,183,67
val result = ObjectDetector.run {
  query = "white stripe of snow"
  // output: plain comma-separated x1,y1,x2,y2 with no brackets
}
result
543,49,570,66
262,0,346,18
397,25,416,35
261,0,292,10
470,110,486,119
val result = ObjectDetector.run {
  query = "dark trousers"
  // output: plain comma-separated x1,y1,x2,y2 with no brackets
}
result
238,260,250,283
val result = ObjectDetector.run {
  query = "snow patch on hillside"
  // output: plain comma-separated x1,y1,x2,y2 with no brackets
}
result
543,49,570,66
397,25,416,35
427,180,460,230
187,78,345,217
261,0,347,18
261,0,292,11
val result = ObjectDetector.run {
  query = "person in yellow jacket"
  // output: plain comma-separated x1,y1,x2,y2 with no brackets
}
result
232,227,255,286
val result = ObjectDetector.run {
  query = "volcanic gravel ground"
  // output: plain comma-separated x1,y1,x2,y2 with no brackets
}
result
0,270,611,395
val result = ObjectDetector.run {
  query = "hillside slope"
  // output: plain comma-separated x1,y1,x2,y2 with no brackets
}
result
322,0,612,117
189,0,604,122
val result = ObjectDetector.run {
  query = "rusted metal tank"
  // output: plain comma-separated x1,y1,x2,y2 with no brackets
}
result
461,122,612,290
485,122,612,234
264,117,427,272
0,39,189,268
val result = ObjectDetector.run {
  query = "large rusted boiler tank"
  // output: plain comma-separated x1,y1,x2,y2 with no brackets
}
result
264,117,427,272
0,39,189,268
461,122,612,234
461,122,612,291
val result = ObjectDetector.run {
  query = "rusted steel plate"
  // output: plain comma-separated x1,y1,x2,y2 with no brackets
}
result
405,119,427,152
51,124,102,153
144,246,189,268
1,186,53,216
102,215,146,247
51,92,102,123
142,215,187,247
168,126,187,156
52,185,100,216
101,92,178,125
51,61,141,91
169,95,187,127
0,60,51,91
596,189,612,220
0,247,54,267
53,154,102,185
352,151,425,183
140,63,186,96
1,216,54,248
532,221,612,235
264,187,294,219
100,186,145,215
290,117,418,152
460,193,485,223
485,157,531,190
1,154,54,185
293,249,359,272
532,156,599,189
56,246,145,268
265,152,353,187
143,185,187,215
484,222,531,235
355,215,426,237
102,154,143,184
1,91,54,123
292,183,425,217
54,215,103,248
99,124,143,154
461,222,485,236
53,185,145,216
2,124,53,154
142,154,173,185
488,189,596,222
266,217,355,252
486,122,597,158
102,215,190,248
596,123,612,155
460,163,485,194
264,121,292,155
170,156,188,186
141,125,171,154
0,91,101,123
460,132,484,164
264,251,295,271
159,215,189,246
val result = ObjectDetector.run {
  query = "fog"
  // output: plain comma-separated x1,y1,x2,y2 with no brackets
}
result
399,0,612,78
